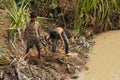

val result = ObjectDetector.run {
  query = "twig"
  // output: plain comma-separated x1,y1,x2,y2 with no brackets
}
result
13,66,20,80
28,65,34,79
9,58,17,66
20,52,30,61
0,71,4,80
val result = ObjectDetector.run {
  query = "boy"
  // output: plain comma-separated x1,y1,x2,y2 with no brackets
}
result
47,27,69,54
24,12,41,58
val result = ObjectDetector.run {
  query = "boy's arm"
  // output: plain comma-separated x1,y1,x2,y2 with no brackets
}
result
24,28,27,35
46,36,50,45
24,22,28,35
37,23,42,44
24,24,27,40
38,23,41,36
59,33,64,49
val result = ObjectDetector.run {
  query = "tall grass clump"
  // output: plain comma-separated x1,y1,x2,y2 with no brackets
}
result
3,0,29,48
75,0,120,35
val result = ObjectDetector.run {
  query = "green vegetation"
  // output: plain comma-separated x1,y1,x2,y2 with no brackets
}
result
0,46,10,65
27,0,120,35
3,0,29,48
2,0,120,44
75,0,120,34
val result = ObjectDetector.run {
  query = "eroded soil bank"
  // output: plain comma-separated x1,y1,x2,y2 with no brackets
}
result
0,9,92,80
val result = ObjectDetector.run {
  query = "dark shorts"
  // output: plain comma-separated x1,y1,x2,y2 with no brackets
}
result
50,31,60,39
27,38,41,49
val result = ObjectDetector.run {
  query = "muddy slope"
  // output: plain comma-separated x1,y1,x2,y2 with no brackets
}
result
0,9,91,80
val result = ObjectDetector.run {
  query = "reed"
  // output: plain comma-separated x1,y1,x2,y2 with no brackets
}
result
3,0,29,49
75,0,120,35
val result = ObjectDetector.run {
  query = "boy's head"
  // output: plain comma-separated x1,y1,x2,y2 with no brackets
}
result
30,12,37,22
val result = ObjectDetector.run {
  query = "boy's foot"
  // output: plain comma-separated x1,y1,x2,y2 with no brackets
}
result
66,53,78,57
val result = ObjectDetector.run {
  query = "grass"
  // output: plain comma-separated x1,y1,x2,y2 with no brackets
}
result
75,0,120,35
3,0,29,49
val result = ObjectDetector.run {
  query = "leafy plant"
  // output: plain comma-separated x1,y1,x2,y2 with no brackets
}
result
0,46,10,65
0,46,4,53
75,0,120,35
50,0,58,10
3,0,29,49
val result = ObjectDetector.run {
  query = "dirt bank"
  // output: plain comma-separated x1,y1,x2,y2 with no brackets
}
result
0,9,92,80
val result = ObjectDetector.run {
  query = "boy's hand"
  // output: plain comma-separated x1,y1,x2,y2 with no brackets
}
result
59,42,64,49
57,48,62,53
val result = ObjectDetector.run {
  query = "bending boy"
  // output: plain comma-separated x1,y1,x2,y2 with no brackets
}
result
47,27,69,54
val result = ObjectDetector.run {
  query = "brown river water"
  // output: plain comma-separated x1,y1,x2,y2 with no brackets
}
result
79,30,120,80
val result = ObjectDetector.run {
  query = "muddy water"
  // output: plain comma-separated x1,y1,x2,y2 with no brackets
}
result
81,30,120,80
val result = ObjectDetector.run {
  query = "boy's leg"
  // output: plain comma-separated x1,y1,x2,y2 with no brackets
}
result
26,46,30,54
61,32,69,54
36,47,41,58
26,41,33,54
25,40,33,59
35,40,41,58
52,39,58,53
